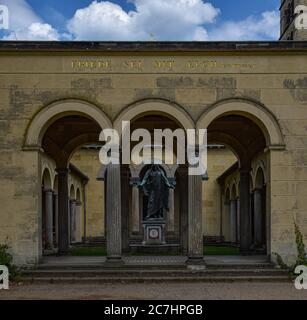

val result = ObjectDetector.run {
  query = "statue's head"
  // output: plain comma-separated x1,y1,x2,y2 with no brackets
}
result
151,164,159,171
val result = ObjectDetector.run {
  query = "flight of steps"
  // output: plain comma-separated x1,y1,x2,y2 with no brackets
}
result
21,262,290,283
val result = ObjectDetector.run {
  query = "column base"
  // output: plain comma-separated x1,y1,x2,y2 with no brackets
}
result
186,256,206,265
186,256,206,270
105,256,124,265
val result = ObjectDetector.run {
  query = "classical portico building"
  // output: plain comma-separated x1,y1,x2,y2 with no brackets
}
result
0,38,307,267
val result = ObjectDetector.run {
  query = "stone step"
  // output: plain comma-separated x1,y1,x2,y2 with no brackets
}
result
22,268,289,278
21,275,291,284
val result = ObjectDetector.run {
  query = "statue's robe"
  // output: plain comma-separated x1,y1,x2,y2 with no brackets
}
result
141,168,170,218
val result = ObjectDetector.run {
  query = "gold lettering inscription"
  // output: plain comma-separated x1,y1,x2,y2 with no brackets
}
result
154,60,176,70
72,60,112,70
121,60,143,71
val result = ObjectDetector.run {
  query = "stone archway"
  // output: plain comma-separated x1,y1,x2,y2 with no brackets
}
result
24,99,112,256
197,98,284,256
24,99,112,149
196,98,285,148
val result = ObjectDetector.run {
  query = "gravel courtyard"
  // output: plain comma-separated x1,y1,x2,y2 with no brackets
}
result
0,282,306,300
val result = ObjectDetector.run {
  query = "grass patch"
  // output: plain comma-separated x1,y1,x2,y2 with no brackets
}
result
71,245,239,256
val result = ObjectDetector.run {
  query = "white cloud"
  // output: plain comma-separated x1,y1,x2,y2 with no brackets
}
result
0,0,280,41
1,0,42,30
3,23,59,41
67,0,220,41
209,11,280,41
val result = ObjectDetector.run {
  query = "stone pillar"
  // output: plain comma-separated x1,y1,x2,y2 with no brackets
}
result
70,199,76,243
239,169,252,254
130,177,140,234
253,189,263,247
75,201,82,243
44,189,54,250
223,200,230,241
187,174,204,263
56,168,70,254
230,199,237,243
236,198,240,243
167,177,176,233
53,192,59,248
106,164,123,263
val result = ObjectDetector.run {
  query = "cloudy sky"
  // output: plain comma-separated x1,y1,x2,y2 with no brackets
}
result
0,0,281,41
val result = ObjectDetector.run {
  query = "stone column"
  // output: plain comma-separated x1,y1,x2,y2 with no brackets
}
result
106,164,123,263
236,198,240,243
230,199,237,243
53,192,59,248
167,177,176,233
253,189,263,247
223,200,230,241
44,189,54,250
70,199,76,243
130,177,140,234
56,168,69,254
187,174,204,263
239,169,252,254
75,201,82,243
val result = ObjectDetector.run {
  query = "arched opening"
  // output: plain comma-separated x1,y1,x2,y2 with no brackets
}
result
125,113,186,255
205,113,267,254
38,109,104,255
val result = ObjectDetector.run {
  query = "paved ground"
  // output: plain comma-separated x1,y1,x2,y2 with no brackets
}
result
0,282,306,300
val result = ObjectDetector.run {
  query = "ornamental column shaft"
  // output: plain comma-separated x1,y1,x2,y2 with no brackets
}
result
44,189,54,250
187,174,203,262
230,199,237,243
239,170,252,253
106,163,123,263
253,189,263,246
130,177,140,234
56,168,69,254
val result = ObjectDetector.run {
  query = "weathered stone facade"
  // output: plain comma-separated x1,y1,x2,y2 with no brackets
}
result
0,42,306,266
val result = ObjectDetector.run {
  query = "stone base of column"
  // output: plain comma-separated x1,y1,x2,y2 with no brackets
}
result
186,256,206,270
186,256,206,265
105,256,124,265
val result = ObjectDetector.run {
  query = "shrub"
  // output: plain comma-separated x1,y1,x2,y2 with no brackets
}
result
274,222,307,271
0,244,19,280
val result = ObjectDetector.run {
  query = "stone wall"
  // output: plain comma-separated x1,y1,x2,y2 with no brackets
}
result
0,50,306,264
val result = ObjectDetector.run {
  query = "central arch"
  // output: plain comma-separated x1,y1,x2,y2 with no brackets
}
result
114,99,195,135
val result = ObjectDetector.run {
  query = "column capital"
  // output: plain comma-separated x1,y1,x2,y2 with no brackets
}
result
56,167,69,175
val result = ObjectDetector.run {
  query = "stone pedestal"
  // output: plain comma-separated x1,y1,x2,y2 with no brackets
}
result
142,220,166,245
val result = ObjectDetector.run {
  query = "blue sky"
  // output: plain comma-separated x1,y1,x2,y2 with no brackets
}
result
0,0,281,41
